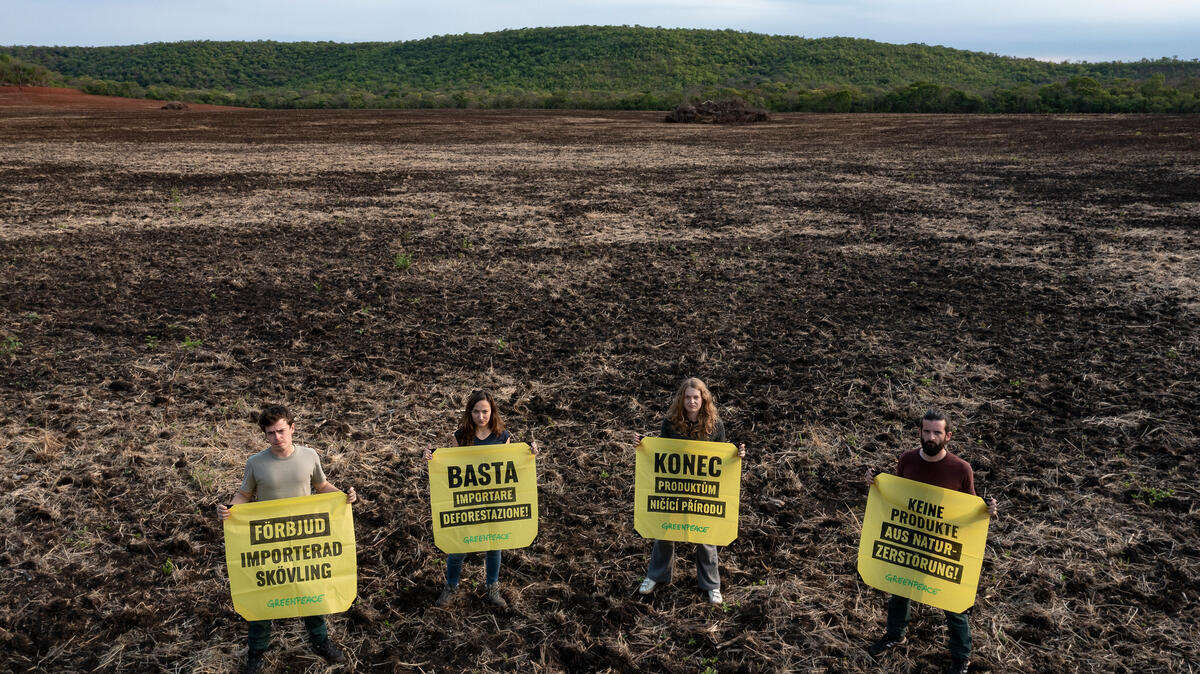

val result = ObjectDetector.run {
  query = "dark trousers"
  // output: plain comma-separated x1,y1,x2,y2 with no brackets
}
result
247,615,327,652
885,595,972,660
446,549,502,586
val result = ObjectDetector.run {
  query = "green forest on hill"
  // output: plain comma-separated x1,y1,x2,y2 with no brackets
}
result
4,26,1200,112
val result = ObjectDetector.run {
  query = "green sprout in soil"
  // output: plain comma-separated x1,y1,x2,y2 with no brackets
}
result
1138,486,1174,507
181,336,202,349
144,335,160,350
190,464,216,492
161,558,175,575
1,334,20,357
169,187,182,213
393,252,412,270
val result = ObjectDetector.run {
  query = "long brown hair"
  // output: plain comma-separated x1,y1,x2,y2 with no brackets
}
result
456,390,506,446
666,377,719,440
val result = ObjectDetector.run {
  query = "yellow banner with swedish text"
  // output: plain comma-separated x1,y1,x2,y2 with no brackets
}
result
222,492,357,621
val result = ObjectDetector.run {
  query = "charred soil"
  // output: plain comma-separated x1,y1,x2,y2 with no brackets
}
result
1,109,1198,673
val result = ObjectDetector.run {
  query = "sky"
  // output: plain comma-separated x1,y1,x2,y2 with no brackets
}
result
4,0,1199,63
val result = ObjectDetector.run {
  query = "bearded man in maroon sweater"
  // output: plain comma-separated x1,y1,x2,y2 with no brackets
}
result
864,410,999,674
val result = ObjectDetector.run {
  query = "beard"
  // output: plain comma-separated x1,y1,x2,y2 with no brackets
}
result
920,439,945,456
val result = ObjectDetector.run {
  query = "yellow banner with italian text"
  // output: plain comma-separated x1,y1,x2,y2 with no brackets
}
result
428,443,539,554
222,492,357,621
634,437,741,546
857,473,990,613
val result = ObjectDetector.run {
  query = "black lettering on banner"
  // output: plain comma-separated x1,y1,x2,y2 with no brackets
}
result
254,562,334,588
249,513,330,545
439,503,532,528
880,522,963,561
240,541,344,568
655,476,720,498
871,541,964,583
653,452,723,477
646,495,726,518
448,461,519,489
453,487,518,507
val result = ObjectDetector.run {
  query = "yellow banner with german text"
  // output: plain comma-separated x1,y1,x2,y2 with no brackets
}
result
429,443,538,554
222,492,357,621
634,437,741,546
857,473,990,613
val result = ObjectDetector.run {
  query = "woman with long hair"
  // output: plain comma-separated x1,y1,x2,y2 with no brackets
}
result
636,377,746,604
423,390,538,608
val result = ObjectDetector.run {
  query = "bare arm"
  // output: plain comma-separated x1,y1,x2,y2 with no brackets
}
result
217,490,252,520
315,481,357,504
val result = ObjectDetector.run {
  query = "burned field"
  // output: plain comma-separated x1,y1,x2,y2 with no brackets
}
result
1,109,1198,673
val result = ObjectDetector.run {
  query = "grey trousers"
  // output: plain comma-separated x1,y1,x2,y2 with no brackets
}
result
646,539,720,590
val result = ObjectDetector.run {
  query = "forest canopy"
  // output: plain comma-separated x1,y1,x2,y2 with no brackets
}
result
4,26,1199,112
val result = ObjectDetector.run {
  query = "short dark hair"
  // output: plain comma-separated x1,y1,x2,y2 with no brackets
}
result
921,409,951,433
258,404,294,430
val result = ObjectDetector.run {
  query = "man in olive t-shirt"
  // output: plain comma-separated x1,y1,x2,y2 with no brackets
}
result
217,404,358,674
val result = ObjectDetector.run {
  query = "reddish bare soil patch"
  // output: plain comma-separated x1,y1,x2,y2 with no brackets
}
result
0,109,1197,673
0,85,242,111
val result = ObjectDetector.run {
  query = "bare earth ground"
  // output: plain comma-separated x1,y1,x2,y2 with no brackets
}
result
0,85,242,111
0,107,1197,674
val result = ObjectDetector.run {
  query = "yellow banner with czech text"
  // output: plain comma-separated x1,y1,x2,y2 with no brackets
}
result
634,437,741,546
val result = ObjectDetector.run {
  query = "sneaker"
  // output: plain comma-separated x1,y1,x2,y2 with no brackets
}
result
707,589,724,605
310,638,346,664
434,584,457,607
945,658,970,674
243,650,265,674
637,578,657,595
486,583,508,608
866,634,904,657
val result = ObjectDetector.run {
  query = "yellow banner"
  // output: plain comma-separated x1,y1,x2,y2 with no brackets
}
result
222,491,357,621
857,473,990,613
634,437,741,546
428,443,538,554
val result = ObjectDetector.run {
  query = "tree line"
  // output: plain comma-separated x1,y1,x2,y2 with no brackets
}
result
3,26,1199,112
0,53,56,86
64,75,1200,113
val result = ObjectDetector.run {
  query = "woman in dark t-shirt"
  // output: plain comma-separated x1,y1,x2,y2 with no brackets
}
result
423,390,538,608
636,377,746,605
